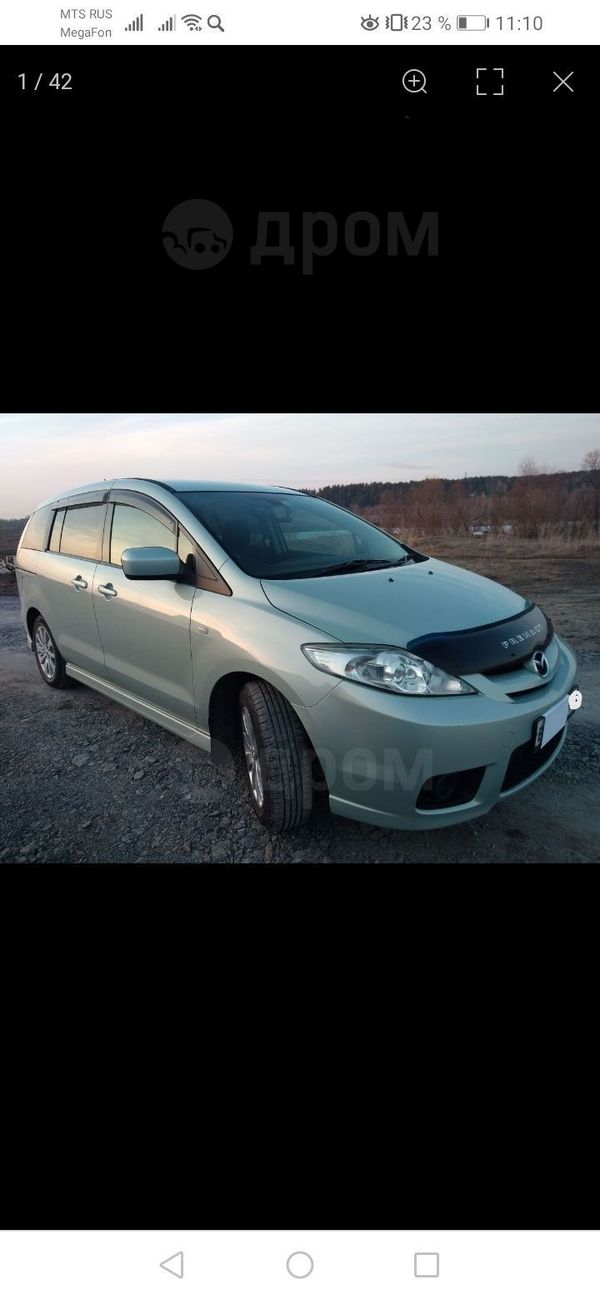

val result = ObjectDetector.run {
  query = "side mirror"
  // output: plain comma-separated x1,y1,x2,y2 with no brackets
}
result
121,546,181,580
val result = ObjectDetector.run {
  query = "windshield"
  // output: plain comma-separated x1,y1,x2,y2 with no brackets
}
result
176,490,425,579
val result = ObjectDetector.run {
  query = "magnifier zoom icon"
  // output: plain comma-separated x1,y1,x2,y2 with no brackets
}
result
208,13,224,27
402,68,427,92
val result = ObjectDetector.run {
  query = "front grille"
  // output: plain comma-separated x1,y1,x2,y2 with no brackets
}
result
417,766,486,810
506,684,547,699
485,659,530,676
501,727,565,792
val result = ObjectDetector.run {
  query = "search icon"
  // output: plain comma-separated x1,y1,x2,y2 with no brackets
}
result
402,68,427,93
208,13,225,28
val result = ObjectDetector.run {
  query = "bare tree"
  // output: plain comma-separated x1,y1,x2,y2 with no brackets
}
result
518,456,539,481
405,478,445,534
582,449,600,533
447,479,471,535
518,455,552,483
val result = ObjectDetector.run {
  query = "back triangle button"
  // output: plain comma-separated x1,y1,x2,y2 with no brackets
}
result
160,1252,184,1279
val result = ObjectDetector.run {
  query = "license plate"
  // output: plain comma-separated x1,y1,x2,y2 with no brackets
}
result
533,687,582,752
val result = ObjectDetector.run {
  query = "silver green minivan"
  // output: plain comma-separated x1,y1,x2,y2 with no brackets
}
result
16,478,582,832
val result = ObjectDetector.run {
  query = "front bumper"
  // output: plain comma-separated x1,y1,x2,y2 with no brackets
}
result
296,634,579,830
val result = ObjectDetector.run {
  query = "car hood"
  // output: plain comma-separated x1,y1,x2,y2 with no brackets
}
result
261,558,529,647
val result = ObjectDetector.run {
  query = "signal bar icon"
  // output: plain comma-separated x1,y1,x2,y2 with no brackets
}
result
124,11,143,27
158,13,176,26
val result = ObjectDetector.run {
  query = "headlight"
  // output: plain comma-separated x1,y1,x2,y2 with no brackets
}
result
301,644,477,696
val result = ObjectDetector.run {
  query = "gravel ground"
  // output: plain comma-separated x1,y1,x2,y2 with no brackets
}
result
1,593,599,865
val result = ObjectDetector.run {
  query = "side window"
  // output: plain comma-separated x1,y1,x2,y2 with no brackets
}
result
110,504,175,567
60,504,106,561
177,526,228,587
19,506,53,552
48,509,66,553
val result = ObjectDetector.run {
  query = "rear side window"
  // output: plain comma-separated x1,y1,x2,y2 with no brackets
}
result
48,509,66,552
60,504,106,561
19,506,53,552
110,504,175,566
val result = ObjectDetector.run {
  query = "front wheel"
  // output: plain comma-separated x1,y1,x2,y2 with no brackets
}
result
32,615,69,689
239,681,313,831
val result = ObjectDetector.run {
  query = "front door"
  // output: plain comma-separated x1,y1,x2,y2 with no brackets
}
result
92,500,196,723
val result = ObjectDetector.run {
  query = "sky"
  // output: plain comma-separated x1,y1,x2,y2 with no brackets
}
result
1,411,598,516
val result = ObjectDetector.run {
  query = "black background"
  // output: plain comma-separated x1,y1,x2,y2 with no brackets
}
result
2,47,597,1233
5,864,598,1227
2,47,597,412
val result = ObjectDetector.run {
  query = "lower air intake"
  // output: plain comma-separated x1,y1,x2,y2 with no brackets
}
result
501,727,565,792
416,766,485,810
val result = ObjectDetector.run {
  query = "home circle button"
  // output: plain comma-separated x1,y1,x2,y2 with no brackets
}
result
287,1252,314,1278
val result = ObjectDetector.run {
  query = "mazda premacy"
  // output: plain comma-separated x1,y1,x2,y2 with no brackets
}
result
16,478,582,831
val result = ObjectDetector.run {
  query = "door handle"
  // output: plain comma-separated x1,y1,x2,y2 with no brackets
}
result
98,583,118,599
71,576,88,590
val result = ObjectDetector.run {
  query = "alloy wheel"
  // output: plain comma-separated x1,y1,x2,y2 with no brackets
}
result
241,704,265,811
35,625,57,681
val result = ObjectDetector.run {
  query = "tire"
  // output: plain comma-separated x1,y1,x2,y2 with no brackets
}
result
239,681,313,831
32,615,69,689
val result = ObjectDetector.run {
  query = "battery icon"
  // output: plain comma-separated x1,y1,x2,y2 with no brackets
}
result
457,14,488,28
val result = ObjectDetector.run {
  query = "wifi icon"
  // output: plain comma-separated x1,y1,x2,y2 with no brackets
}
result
181,12,202,27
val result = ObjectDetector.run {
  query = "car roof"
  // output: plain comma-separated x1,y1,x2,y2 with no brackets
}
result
145,480,301,493
35,478,302,508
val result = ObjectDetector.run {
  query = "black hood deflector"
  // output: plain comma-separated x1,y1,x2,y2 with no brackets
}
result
407,602,554,676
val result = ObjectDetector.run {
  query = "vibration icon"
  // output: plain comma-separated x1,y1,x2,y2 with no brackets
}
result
124,11,143,26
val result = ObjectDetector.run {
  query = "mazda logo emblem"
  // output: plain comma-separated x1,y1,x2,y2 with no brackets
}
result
532,650,549,676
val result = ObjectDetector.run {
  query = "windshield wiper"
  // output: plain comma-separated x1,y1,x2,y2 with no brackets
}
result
265,556,414,580
312,556,413,576
368,557,413,568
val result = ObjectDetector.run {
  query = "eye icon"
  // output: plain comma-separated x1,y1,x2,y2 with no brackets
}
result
361,13,379,27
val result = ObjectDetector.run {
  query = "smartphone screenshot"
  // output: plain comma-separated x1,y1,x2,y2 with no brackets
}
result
0,0,598,1292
